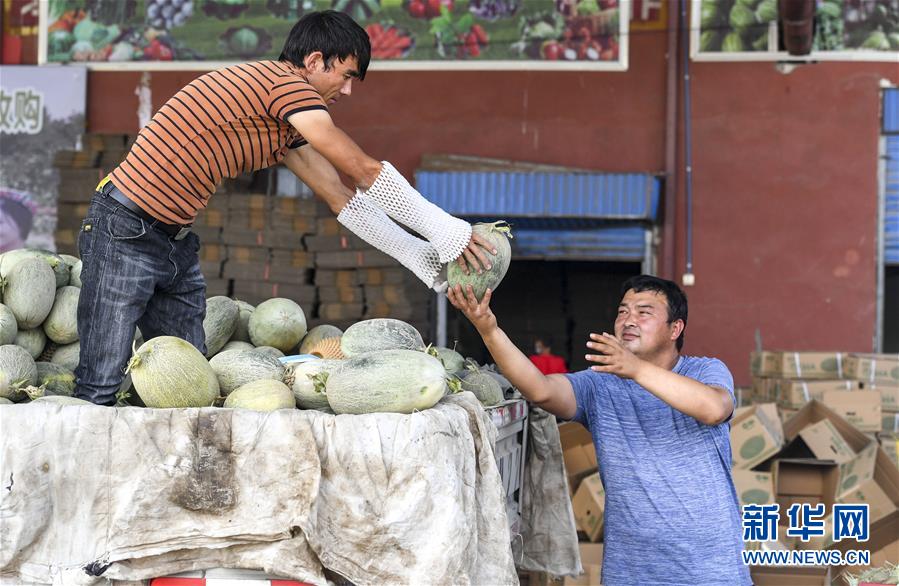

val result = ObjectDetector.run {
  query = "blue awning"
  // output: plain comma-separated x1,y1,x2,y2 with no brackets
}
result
415,170,661,223
884,88,899,134
415,169,658,262
512,226,647,261
886,135,899,265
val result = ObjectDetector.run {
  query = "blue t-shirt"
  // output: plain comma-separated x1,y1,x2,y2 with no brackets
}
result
566,356,751,586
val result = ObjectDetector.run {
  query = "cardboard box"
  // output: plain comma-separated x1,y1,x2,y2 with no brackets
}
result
771,351,849,380
797,419,856,464
732,469,776,507
780,401,879,498
829,494,899,561
862,384,899,411
773,459,839,525
750,566,829,586
880,434,898,468
822,391,882,433
846,354,899,385
778,407,799,424
571,473,605,543
562,543,603,586
314,250,397,269
882,411,899,435
314,269,359,288
751,351,780,377
730,403,784,470
837,473,896,525
776,379,860,409
318,286,364,304
559,423,598,494
751,376,774,402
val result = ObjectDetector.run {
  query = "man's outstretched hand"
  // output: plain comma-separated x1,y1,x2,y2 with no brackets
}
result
447,284,497,336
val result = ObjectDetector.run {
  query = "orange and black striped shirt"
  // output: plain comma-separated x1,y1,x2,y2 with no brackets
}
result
110,60,326,225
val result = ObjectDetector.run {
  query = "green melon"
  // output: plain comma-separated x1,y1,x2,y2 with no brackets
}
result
462,370,504,406
255,346,285,359
325,349,448,414
2,258,56,329
0,303,18,345
35,362,76,396
127,336,219,408
433,346,465,376
340,319,424,357
0,344,37,401
248,298,307,352
50,341,80,372
15,328,47,359
220,340,255,353
203,296,239,356
0,248,71,289
69,260,83,288
43,286,80,344
209,349,285,395
284,359,342,411
230,300,254,343
223,379,294,412
299,324,343,355
446,222,513,301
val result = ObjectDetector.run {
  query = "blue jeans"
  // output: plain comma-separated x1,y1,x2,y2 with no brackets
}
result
74,183,207,406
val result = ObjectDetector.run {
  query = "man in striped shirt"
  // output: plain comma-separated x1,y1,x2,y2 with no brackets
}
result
74,11,494,406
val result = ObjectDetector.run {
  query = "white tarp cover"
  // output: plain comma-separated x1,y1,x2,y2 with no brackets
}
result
0,393,518,586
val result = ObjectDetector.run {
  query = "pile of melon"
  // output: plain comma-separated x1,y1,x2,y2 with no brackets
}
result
0,247,512,414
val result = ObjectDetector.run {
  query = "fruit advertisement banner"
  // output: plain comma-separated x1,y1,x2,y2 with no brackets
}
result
692,0,899,61
39,0,628,70
0,65,87,253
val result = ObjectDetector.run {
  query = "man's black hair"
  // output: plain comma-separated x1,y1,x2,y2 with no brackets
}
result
620,275,688,351
279,10,371,81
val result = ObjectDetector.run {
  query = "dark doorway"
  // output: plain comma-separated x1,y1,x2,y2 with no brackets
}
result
446,260,641,372
885,266,899,353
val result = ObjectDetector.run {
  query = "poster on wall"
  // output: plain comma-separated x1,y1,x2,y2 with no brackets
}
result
1,0,40,64
0,66,86,253
691,0,899,61
38,0,629,70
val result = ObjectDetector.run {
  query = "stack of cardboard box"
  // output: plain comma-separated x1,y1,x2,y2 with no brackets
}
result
738,351,899,584
846,354,899,469
52,138,436,336
748,351,893,434
221,191,317,308
53,134,135,256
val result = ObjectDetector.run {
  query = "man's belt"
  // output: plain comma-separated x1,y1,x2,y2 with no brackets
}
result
97,176,192,241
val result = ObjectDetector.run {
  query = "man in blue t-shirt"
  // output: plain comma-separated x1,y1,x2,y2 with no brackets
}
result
447,274,751,586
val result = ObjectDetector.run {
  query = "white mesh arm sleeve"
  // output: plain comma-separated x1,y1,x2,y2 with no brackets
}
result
337,191,446,291
363,162,472,264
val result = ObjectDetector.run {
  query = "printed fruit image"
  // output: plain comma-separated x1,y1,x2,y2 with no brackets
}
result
202,0,249,19
220,26,273,59
740,435,766,460
468,0,520,20
405,0,453,18
367,23,415,59
333,0,382,21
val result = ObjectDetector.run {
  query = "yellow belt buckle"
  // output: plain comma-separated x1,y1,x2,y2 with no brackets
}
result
96,175,111,192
